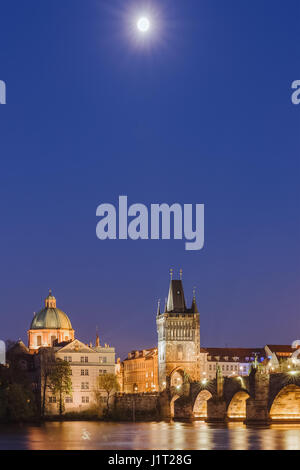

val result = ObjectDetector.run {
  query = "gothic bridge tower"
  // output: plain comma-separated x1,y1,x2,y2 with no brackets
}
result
156,272,200,390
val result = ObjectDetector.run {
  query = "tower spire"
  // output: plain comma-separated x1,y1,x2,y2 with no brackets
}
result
166,273,187,313
191,286,199,313
95,326,100,347
157,299,161,315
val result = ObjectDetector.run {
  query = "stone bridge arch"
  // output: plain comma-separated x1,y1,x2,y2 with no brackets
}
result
193,390,212,418
269,383,300,421
227,390,250,420
268,373,300,410
169,367,185,389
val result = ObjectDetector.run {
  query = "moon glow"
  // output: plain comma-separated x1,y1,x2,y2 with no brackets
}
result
137,17,150,32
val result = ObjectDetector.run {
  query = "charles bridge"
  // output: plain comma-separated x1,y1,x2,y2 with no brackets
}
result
114,366,300,423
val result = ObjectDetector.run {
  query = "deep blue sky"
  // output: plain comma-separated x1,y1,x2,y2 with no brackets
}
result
0,0,299,359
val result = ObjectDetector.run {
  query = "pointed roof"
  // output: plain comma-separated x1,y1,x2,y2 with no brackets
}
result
7,340,30,355
55,339,94,354
166,279,187,313
191,296,199,313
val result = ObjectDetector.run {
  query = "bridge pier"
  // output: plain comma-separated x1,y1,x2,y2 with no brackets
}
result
174,396,194,419
245,369,271,424
158,390,172,419
206,398,227,423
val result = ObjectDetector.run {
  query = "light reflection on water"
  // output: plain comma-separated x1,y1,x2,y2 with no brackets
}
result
1,421,300,450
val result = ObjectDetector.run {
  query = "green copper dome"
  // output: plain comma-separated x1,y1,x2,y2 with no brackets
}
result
30,308,72,330
30,290,73,330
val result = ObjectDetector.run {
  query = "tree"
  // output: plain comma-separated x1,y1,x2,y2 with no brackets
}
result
39,348,55,417
0,364,37,422
48,358,72,416
96,373,119,415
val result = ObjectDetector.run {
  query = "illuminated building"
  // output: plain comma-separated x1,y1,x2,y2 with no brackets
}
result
44,337,116,414
28,290,74,351
200,347,265,379
121,348,158,393
156,274,201,389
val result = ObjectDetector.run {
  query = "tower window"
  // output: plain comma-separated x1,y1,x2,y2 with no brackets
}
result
177,345,183,360
37,336,42,346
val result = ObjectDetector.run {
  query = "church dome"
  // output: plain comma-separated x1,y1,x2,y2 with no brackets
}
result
30,290,73,330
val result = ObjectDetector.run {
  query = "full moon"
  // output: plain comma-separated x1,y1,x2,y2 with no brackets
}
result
137,17,150,33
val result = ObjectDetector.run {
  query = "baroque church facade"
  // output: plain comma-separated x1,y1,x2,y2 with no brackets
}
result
26,290,116,414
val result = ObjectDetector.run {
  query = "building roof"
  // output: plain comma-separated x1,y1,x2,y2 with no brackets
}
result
166,280,187,313
6,340,30,356
123,347,157,362
265,344,294,354
30,307,73,330
55,339,94,353
202,347,265,362
158,278,199,315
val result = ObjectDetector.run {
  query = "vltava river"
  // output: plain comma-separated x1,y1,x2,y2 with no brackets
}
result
1,421,300,450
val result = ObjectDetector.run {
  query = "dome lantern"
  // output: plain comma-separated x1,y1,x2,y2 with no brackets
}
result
45,289,56,309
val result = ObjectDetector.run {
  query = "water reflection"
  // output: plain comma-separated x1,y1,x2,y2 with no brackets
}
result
1,421,300,450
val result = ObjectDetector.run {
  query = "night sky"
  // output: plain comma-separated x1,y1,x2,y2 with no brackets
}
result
0,0,299,359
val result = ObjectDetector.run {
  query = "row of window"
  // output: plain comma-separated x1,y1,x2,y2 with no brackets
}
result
209,364,239,372
66,369,108,376
145,372,154,378
208,364,249,372
36,335,69,346
49,396,89,404
207,356,261,362
63,356,108,363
